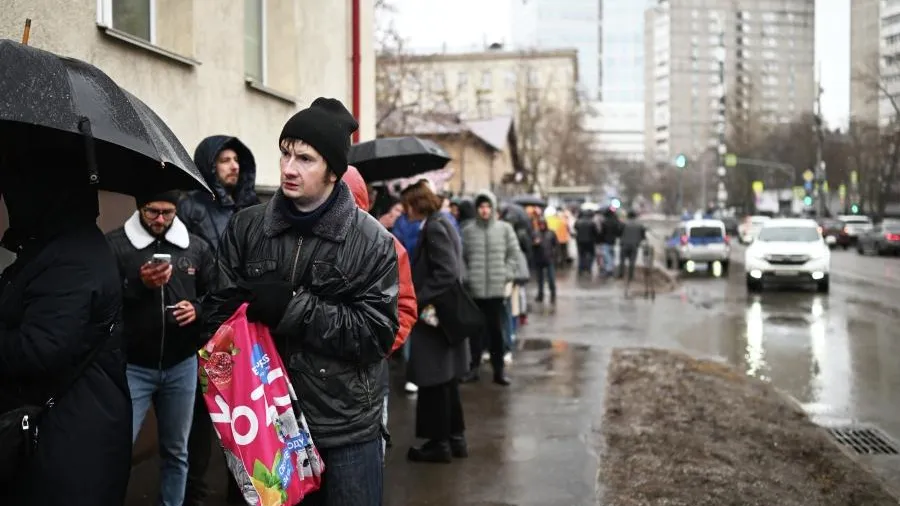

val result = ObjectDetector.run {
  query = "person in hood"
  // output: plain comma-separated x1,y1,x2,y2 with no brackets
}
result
0,137,131,505
105,191,215,506
344,165,418,457
573,210,599,276
178,135,259,253
452,197,476,228
460,190,519,386
203,98,399,506
182,135,259,505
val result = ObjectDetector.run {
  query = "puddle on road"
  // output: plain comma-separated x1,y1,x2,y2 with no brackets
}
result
671,292,900,428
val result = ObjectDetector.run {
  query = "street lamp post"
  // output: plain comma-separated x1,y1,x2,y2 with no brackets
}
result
714,32,728,212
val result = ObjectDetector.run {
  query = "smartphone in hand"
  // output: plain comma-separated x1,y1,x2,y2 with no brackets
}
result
151,253,172,265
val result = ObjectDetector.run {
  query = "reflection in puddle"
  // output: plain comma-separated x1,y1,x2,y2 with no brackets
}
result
745,301,765,378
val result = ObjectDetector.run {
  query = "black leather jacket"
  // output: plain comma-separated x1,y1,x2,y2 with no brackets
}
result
179,136,259,253
204,182,400,449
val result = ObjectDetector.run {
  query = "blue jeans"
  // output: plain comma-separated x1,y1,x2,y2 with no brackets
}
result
600,243,616,275
127,356,197,506
301,438,384,506
536,263,557,303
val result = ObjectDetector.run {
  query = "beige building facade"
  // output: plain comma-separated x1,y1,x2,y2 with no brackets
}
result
2,0,377,194
377,47,579,122
850,0,900,127
644,0,816,166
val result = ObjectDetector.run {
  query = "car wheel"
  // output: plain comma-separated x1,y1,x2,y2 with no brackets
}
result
746,275,762,293
817,277,830,294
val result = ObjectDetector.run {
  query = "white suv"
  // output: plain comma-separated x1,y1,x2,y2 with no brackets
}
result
744,218,830,293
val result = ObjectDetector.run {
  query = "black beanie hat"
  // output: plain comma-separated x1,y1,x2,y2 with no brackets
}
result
279,97,359,179
136,190,180,209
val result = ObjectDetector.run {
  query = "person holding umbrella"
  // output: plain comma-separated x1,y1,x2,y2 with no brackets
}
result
0,137,132,504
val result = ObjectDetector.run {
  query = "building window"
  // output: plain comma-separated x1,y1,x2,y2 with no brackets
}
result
478,99,492,118
458,71,469,88
244,0,265,83
111,0,154,42
481,70,492,90
505,98,517,116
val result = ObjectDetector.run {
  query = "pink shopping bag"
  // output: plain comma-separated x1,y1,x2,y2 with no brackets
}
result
199,303,324,505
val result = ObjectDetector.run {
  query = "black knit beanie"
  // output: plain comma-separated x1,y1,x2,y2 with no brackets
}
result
135,190,180,209
279,97,359,179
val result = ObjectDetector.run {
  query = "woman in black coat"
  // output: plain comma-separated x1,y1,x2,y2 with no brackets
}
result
402,181,470,463
0,142,132,505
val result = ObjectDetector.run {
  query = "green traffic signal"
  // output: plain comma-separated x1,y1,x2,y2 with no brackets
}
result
803,196,812,206
851,204,859,214
610,198,622,208
675,154,687,169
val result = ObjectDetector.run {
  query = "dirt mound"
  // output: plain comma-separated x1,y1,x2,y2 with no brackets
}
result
598,347,897,506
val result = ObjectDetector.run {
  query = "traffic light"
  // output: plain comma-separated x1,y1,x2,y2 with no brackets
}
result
850,203,859,214
610,198,622,209
675,154,687,169
803,196,812,206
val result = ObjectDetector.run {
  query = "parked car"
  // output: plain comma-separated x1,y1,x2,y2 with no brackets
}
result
836,214,873,248
664,219,731,274
738,215,771,244
817,218,844,248
744,218,830,293
856,220,900,256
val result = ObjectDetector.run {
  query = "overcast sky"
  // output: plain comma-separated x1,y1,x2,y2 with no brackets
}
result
386,0,850,128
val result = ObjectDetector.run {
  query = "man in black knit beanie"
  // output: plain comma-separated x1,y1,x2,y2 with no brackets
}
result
202,98,399,506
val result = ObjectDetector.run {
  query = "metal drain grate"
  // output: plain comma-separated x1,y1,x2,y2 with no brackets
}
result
827,426,900,455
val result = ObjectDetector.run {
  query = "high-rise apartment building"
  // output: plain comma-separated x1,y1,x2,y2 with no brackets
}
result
644,0,816,166
512,0,652,163
850,0,900,127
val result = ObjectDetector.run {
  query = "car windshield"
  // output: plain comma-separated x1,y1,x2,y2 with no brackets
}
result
757,226,820,242
689,226,723,238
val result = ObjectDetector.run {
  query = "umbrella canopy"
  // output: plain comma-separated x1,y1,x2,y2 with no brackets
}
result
499,201,531,230
348,136,451,182
513,195,547,208
0,39,210,196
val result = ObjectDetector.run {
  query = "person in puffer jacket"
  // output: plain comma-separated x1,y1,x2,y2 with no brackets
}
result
460,190,520,386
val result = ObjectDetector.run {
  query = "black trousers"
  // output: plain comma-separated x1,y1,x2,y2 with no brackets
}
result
415,380,465,440
619,245,638,281
470,297,507,376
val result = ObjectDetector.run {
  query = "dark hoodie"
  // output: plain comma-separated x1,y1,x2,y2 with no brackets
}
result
178,135,259,252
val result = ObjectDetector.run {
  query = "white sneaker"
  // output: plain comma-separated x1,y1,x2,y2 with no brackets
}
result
504,352,513,365
404,382,418,393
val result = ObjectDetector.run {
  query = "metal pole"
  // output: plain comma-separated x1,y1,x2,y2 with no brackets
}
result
814,78,825,219
715,31,727,213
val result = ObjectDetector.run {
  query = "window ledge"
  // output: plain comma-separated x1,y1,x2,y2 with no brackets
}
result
245,78,297,105
97,25,201,67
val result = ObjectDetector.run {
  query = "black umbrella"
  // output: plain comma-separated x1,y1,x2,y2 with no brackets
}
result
499,201,531,230
348,136,451,182
513,195,547,208
0,39,210,196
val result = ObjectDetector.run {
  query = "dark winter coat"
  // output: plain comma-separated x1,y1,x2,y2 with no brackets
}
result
532,229,559,267
106,213,215,369
407,213,470,387
574,213,599,245
0,181,131,505
204,182,400,449
599,212,622,245
620,220,647,248
179,136,259,252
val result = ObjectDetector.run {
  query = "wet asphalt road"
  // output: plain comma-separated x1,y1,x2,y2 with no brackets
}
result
126,236,900,504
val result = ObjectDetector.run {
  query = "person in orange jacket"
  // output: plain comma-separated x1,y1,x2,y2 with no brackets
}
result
344,166,418,455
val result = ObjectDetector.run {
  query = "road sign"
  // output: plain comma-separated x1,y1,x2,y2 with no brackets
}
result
652,192,663,204
822,181,829,193
803,169,814,182
724,153,737,167
850,170,858,185
752,180,764,195
803,181,813,191
716,166,727,177
838,184,847,198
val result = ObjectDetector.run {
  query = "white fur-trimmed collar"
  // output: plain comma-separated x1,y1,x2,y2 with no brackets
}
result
124,211,190,250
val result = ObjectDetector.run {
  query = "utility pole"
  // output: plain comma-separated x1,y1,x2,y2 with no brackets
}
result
714,30,728,214
813,70,826,219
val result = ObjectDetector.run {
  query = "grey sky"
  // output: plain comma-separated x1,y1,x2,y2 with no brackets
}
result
387,0,850,128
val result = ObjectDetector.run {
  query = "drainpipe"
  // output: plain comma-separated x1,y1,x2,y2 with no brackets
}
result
351,0,361,142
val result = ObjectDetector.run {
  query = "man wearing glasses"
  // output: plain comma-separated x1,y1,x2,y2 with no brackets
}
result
106,191,215,506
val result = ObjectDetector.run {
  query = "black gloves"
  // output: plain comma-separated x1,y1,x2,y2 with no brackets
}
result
245,282,294,329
